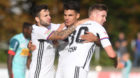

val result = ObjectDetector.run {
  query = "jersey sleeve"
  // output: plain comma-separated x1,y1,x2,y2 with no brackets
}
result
35,27,54,40
51,23,61,30
8,38,19,55
95,25,111,48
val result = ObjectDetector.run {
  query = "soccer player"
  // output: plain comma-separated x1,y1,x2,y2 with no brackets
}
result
56,3,117,78
7,22,32,78
28,4,83,78
55,1,83,78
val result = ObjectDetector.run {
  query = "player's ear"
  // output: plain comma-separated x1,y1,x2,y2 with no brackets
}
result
90,11,96,18
76,13,80,19
35,17,40,23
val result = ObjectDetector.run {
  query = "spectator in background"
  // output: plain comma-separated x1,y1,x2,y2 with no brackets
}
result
133,32,140,67
7,22,32,78
115,32,128,61
121,52,132,78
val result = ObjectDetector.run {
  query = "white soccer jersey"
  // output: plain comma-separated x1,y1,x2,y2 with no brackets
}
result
56,20,111,78
55,26,70,78
29,23,60,78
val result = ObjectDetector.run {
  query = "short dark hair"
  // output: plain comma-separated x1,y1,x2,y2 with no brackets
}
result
88,4,108,16
63,1,80,13
23,22,32,29
32,4,49,18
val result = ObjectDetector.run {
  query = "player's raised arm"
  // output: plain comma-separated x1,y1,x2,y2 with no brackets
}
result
57,19,89,32
77,18,89,25
57,23,65,31
48,23,77,40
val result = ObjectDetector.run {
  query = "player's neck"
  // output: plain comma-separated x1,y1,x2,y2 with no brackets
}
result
37,23,49,28
89,17,94,22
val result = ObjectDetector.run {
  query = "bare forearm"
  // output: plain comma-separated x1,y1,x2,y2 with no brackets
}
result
104,46,116,58
58,25,76,36
7,63,12,75
27,56,31,69
104,46,118,68
7,55,13,78
49,25,76,40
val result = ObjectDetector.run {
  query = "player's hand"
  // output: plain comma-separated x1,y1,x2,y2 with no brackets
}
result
28,41,36,51
52,40,59,47
27,56,31,69
76,18,89,26
57,23,65,31
80,32,98,43
116,62,125,69
110,57,118,68
8,72,13,78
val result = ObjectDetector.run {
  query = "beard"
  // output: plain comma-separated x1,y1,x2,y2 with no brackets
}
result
40,19,50,27
40,21,50,27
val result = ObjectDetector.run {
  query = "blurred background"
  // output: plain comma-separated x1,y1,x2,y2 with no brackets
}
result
0,0,140,78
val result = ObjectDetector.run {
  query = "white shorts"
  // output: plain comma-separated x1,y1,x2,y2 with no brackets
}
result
56,65,88,78
28,67,55,78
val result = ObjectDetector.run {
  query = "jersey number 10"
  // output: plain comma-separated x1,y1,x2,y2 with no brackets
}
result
69,27,88,45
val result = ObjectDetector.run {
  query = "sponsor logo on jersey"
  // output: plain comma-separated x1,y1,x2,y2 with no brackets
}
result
68,46,77,52
47,45,53,49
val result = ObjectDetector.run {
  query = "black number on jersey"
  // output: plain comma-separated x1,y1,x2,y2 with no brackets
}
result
76,27,88,43
69,27,88,46
69,30,76,46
